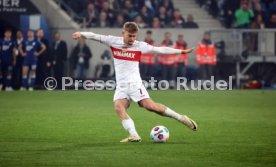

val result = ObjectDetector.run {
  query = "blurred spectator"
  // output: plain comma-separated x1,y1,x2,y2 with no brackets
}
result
184,14,199,28
196,0,276,28
235,2,254,28
253,2,263,15
71,38,92,80
140,30,156,80
83,3,98,28
253,2,266,22
269,0,276,13
196,32,217,79
95,50,114,78
140,6,153,26
249,14,265,51
101,1,116,26
0,29,16,91
159,32,175,86
51,32,67,89
19,30,46,91
266,14,276,55
149,0,161,14
36,29,49,89
223,0,240,28
160,0,174,17
132,0,146,11
96,11,110,27
59,0,189,29
266,13,276,28
135,15,148,28
13,30,24,89
115,0,126,8
122,0,138,21
260,0,271,21
174,34,188,79
171,8,185,28
156,6,170,27
251,14,265,29
113,14,125,28
85,0,102,10
152,17,161,28
209,0,219,18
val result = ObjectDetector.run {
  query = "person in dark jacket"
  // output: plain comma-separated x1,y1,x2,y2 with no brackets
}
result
223,0,240,28
51,32,67,89
71,38,92,80
36,29,49,89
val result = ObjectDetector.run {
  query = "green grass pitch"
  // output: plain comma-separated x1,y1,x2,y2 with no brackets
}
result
0,90,276,167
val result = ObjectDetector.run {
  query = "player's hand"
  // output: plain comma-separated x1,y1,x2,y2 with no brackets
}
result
22,53,26,57
34,52,39,56
13,60,16,66
182,47,194,54
46,62,51,67
72,32,81,40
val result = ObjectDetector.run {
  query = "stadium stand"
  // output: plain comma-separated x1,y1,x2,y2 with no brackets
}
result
1,0,276,90
56,0,214,28
195,0,276,29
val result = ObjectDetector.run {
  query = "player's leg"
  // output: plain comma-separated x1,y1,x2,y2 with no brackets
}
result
114,99,141,142
0,63,3,90
4,65,13,91
114,98,130,120
138,98,198,130
29,64,37,91
0,74,2,90
21,65,29,90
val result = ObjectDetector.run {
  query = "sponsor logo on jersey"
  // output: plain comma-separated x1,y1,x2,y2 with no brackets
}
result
111,46,141,61
26,45,34,51
2,45,11,51
113,51,135,58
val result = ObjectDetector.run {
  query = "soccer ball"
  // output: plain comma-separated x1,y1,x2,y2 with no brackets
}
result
150,125,170,142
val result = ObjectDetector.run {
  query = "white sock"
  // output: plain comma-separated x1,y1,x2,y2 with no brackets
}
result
122,119,139,137
163,107,182,121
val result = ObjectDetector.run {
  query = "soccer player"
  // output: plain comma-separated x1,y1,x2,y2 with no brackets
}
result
13,30,24,89
72,22,198,142
19,30,46,91
0,29,16,91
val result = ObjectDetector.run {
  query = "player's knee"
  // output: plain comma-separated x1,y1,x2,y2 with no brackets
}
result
140,101,156,112
114,103,124,113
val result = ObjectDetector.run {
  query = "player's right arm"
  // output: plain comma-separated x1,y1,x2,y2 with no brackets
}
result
72,32,109,44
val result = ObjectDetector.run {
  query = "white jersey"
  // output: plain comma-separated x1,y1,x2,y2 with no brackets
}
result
98,35,154,85
80,32,183,85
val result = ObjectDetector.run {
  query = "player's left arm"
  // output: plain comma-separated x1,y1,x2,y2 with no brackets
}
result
151,46,194,54
142,42,194,54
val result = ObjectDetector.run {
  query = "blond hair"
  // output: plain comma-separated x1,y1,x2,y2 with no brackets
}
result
123,22,139,33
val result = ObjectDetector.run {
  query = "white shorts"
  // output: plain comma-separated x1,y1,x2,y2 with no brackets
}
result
113,83,150,102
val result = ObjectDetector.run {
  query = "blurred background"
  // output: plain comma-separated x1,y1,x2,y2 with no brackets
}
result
0,0,276,90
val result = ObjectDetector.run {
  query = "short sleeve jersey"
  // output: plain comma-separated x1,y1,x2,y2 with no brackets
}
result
0,39,15,63
22,39,42,57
